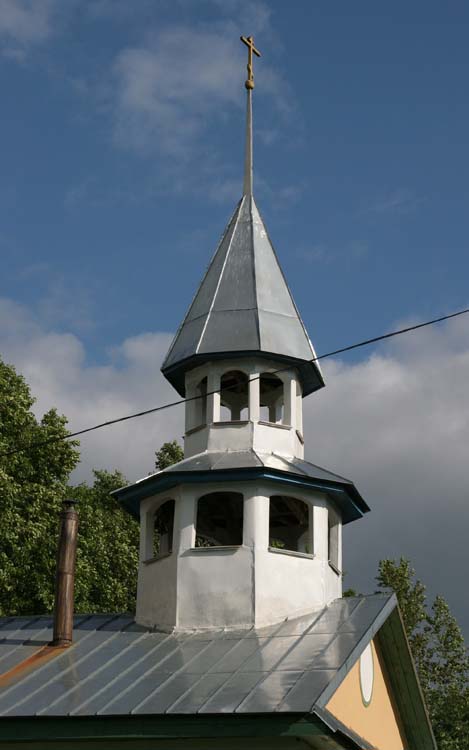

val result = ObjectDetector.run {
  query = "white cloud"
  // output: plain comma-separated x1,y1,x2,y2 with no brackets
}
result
360,187,425,216
1,296,468,631
0,0,60,57
0,298,182,483
303,313,469,631
110,6,285,161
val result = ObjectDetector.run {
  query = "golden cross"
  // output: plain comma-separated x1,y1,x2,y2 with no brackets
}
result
240,35,261,90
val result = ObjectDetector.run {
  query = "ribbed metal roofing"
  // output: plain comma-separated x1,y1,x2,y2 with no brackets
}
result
161,195,325,397
0,595,394,718
113,449,370,524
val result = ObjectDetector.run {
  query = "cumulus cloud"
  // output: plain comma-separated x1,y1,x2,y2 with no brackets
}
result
303,314,469,632
110,4,286,164
0,0,60,58
0,298,182,483
1,296,468,632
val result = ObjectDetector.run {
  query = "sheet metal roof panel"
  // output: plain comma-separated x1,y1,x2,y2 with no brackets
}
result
277,669,337,712
71,633,173,715
198,671,265,713
0,595,395,717
236,670,304,713
211,206,256,314
251,202,298,320
185,204,241,323
197,310,260,353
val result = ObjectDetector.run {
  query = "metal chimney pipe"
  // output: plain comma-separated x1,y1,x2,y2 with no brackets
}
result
51,498,79,647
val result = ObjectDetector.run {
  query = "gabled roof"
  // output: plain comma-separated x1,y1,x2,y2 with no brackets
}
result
112,449,370,523
161,195,325,397
0,596,391,718
0,595,435,748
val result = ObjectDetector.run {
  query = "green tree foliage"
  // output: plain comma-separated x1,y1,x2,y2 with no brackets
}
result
0,358,140,616
377,558,469,749
155,440,183,471
71,470,139,614
0,358,80,615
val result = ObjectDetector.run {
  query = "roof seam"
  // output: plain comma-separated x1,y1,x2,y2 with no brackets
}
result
196,197,246,355
95,631,178,715
163,201,241,366
0,614,119,714
131,638,215,714
249,195,261,350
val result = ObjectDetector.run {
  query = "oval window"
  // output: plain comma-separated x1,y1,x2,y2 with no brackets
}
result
359,643,374,706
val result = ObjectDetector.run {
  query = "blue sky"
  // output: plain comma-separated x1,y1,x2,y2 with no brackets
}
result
1,1,469,632
2,1,469,357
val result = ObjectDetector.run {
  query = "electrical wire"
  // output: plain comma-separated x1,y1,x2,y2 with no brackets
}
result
2,306,469,459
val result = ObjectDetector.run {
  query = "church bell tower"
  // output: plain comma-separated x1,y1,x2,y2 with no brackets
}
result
114,36,369,632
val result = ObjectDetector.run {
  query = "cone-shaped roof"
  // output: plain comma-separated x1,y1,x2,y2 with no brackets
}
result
161,193,324,396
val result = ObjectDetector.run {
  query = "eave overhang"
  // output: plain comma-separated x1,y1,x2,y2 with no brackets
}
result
163,349,325,398
113,465,369,524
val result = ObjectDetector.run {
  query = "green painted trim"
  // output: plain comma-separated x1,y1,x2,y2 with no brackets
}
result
377,607,437,750
2,740,309,750
0,714,327,743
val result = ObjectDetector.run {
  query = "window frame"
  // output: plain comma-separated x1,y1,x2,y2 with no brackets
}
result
145,498,176,563
268,495,314,557
193,491,245,549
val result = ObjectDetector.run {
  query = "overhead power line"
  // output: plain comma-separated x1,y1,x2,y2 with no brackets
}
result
2,306,469,459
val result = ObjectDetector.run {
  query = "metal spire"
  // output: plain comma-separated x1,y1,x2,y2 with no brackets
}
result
240,35,261,196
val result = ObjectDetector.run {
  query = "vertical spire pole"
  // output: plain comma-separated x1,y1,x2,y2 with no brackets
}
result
240,36,261,197
243,87,253,196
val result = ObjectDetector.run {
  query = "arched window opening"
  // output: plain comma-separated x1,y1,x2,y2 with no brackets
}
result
328,508,340,571
194,376,207,427
195,492,244,547
152,499,175,559
296,380,303,433
219,371,249,422
260,373,285,424
269,496,310,553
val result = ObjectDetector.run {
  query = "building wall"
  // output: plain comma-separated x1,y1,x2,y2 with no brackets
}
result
136,481,341,630
326,639,407,750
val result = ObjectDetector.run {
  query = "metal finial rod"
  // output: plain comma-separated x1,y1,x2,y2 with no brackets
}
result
240,36,261,196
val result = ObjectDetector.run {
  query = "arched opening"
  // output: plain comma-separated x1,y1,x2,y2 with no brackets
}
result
193,376,207,427
260,373,285,424
219,370,249,422
269,495,310,553
195,492,244,547
328,507,340,571
151,499,175,559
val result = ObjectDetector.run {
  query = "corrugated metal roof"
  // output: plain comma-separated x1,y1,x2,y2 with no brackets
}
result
0,595,395,717
114,449,370,523
161,195,325,397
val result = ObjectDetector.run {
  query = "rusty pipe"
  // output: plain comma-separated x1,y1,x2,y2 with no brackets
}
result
51,499,79,647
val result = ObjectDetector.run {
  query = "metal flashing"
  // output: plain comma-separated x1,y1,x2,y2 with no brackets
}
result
112,450,369,524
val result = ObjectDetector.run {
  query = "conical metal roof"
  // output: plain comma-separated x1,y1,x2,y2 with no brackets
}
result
161,194,324,396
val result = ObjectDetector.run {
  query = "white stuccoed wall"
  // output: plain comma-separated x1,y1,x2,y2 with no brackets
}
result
136,480,342,631
135,353,344,632
184,358,305,460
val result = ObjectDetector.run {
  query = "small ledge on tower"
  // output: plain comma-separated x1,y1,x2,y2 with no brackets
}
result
268,547,315,560
185,423,207,437
258,420,291,431
328,561,342,576
144,552,172,566
187,545,241,555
